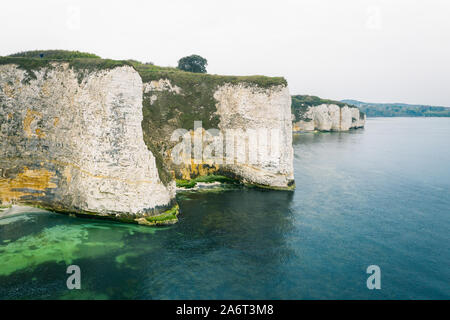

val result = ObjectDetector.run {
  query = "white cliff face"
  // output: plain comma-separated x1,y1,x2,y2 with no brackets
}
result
0,63,175,217
293,104,365,132
143,79,182,94
214,84,295,189
353,108,366,128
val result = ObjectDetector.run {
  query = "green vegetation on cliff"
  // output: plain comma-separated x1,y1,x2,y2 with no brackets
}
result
144,204,179,225
132,62,287,91
0,50,289,189
177,54,208,73
1,50,286,89
292,95,351,108
0,56,132,83
8,50,100,59
0,50,286,101
130,61,287,185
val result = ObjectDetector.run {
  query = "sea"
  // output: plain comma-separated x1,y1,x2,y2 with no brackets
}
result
0,117,449,299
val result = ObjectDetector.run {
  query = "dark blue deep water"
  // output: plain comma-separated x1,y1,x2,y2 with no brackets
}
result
0,118,449,299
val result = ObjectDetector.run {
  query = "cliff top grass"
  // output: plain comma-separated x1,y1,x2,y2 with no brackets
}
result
292,95,356,108
0,56,133,83
0,50,287,88
8,50,101,59
131,61,287,89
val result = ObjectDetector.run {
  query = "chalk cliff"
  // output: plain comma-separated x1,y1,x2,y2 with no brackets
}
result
0,61,175,224
0,55,295,223
214,84,294,188
137,64,295,190
291,95,365,132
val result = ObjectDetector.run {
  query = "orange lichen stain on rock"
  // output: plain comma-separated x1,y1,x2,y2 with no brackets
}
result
7,113,13,120
53,117,60,126
180,167,191,180
0,167,57,203
180,159,220,180
174,129,221,180
35,128,46,138
23,109,43,138
2,83,15,98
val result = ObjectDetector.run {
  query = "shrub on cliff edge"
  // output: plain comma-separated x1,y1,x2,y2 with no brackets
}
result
177,54,208,73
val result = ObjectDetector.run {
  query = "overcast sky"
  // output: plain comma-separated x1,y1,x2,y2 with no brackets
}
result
1,0,449,106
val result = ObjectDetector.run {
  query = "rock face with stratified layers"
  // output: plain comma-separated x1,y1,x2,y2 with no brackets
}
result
139,73,295,190
213,83,294,189
0,62,175,222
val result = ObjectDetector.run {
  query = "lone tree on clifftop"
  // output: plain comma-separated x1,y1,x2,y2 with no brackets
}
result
177,55,207,73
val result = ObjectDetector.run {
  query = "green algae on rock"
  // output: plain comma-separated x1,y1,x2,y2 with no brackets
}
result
0,210,169,277
135,204,180,226
0,224,122,276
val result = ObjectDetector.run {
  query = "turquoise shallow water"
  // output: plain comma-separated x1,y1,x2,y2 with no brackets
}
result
0,117,449,299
